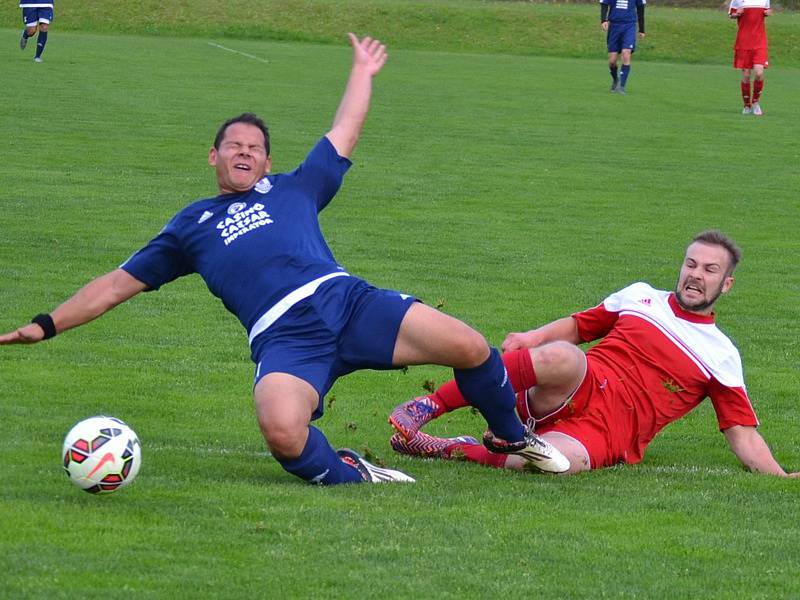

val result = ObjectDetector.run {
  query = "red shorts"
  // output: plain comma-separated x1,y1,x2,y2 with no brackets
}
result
528,363,641,469
734,48,769,70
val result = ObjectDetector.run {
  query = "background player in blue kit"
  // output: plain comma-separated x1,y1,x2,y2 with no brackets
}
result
600,0,646,93
1,33,569,485
19,0,54,63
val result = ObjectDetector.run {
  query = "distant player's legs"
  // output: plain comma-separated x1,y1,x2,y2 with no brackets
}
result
740,68,752,111
619,49,633,93
253,372,364,485
20,24,38,51
751,64,765,115
34,21,50,62
608,51,620,92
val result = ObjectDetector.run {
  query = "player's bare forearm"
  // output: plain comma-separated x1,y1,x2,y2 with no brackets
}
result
326,33,387,159
723,425,796,477
0,269,146,345
502,317,581,352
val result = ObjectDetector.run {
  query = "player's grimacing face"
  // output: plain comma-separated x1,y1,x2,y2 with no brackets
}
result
675,242,734,314
209,122,271,194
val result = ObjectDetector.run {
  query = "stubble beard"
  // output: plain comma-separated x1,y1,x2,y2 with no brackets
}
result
675,278,725,313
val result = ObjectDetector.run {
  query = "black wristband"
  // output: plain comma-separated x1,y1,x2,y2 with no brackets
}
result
31,313,57,339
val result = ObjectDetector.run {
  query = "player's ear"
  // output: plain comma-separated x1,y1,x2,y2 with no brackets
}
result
209,147,218,167
263,156,272,175
721,276,734,294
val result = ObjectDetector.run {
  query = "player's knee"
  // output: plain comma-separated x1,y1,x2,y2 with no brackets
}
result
255,406,307,459
39,24,49,32
453,329,490,369
533,341,583,380
259,419,306,459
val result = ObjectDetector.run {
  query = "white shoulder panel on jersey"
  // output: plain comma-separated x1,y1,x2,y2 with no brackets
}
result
603,282,745,388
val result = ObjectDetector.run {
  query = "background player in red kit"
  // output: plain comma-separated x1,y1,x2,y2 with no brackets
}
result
729,0,772,115
389,231,798,477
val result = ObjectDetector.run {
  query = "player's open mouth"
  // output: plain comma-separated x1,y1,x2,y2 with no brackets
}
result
684,283,703,294
234,163,251,171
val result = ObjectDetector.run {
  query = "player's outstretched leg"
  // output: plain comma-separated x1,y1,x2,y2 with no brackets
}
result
391,304,570,474
389,348,541,439
255,373,414,485
388,396,442,439
390,431,479,459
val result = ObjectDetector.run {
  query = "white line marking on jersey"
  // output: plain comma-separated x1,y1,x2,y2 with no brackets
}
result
207,42,270,64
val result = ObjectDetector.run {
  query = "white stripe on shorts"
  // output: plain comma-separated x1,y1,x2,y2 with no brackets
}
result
247,271,350,346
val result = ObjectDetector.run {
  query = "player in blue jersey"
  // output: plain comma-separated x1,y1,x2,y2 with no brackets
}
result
600,0,646,94
19,0,54,63
1,33,569,485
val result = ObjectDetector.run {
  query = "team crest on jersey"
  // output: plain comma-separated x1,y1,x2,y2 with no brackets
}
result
254,178,273,194
228,202,247,215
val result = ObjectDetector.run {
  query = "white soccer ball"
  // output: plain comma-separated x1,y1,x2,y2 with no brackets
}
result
62,416,142,494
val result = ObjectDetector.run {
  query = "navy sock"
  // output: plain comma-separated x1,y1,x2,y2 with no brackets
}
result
620,64,631,88
22,30,31,39
454,348,524,442
35,30,48,58
276,426,363,485
610,64,619,82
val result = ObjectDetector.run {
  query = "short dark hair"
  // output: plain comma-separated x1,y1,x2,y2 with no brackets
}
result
692,230,742,273
213,113,270,155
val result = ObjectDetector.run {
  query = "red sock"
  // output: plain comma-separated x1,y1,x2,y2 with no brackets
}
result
430,348,538,413
741,81,751,106
455,443,508,468
753,79,764,103
429,378,467,413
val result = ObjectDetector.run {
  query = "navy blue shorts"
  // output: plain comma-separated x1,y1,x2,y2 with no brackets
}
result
23,7,53,26
607,22,637,53
251,276,417,419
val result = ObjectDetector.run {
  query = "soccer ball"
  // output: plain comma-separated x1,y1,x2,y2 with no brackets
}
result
62,416,142,494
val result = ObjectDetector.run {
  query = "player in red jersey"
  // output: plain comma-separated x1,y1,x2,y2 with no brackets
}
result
389,231,799,477
729,0,772,115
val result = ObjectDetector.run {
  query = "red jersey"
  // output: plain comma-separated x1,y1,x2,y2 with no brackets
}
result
560,282,758,465
729,0,770,50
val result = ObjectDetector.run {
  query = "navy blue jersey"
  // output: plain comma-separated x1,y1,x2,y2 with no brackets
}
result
600,0,644,24
121,136,352,337
20,1,53,7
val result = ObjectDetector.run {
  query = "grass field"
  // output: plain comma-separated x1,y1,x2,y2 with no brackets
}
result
2,4,800,598
2,0,800,64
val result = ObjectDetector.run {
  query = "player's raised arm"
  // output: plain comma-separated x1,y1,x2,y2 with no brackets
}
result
723,425,799,477
325,33,387,159
0,268,147,345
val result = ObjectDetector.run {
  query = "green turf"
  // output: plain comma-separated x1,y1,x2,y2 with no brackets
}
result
2,0,800,65
2,24,799,600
